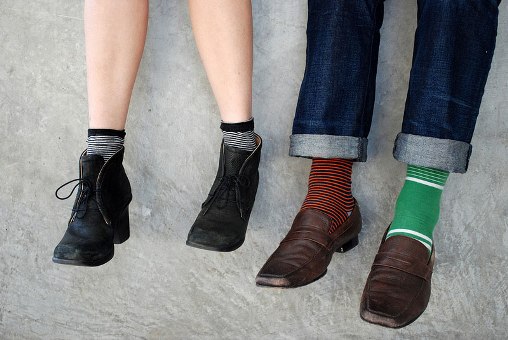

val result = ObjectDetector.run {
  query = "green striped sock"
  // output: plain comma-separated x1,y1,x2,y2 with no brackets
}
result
387,165,449,253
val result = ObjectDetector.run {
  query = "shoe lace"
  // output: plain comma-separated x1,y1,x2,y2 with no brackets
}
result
55,178,97,218
203,174,250,219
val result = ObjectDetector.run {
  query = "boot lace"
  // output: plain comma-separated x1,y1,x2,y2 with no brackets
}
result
203,174,250,219
55,178,97,218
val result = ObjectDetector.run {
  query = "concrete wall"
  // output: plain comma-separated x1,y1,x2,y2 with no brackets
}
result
1,1,507,338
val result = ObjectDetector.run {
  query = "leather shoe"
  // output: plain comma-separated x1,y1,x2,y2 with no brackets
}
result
360,230,435,328
186,135,262,252
53,148,132,266
256,203,361,288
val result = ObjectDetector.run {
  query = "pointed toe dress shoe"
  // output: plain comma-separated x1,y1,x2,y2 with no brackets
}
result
256,202,362,288
360,231,435,328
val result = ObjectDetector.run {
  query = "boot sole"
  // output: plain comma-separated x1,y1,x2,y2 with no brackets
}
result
186,238,244,252
52,248,114,267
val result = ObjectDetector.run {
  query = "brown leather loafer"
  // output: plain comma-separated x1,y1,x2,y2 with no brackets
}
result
360,231,435,328
256,203,362,288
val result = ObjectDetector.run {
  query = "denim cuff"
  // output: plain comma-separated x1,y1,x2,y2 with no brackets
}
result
289,134,368,161
393,133,472,173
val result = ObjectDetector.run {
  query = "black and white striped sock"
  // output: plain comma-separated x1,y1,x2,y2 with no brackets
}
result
220,118,256,152
87,129,125,162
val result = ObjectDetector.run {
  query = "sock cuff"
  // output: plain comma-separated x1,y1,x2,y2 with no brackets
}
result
220,118,254,132
88,129,126,138
406,165,449,187
312,158,354,165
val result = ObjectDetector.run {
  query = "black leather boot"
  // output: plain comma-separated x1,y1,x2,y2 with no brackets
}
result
186,134,262,252
53,147,132,266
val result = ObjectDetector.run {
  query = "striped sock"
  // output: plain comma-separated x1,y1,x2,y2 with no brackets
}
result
301,158,355,234
220,118,256,152
87,129,125,162
387,165,449,253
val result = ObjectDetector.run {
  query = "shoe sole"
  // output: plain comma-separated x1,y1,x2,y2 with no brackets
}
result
359,305,423,329
52,248,114,267
185,238,245,252
256,269,328,289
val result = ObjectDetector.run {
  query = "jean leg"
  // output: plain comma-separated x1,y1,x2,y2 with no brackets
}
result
394,0,501,173
290,0,385,161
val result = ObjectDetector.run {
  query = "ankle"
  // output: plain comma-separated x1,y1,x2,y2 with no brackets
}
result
87,129,125,162
300,158,354,229
220,118,256,152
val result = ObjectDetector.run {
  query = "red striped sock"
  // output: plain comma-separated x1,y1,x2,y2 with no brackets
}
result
301,158,355,234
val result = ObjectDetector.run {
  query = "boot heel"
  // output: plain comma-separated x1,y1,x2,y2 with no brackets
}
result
337,236,359,253
113,207,130,244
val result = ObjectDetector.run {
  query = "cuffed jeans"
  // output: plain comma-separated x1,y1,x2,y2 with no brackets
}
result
290,0,501,173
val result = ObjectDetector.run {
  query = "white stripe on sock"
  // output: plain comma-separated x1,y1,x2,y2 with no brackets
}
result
406,171,448,182
387,230,432,251
405,177,444,190
87,135,124,162
222,130,256,151
408,167,448,176
387,228,433,244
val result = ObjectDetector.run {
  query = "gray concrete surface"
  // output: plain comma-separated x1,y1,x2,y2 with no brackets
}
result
1,1,507,339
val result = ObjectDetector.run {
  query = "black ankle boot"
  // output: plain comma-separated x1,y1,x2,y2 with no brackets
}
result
186,134,262,252
53,148,132,266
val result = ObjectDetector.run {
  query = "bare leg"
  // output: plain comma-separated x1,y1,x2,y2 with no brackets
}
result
186,0,259,253
85,0,148,129
53,1,148,267
188,0,253,123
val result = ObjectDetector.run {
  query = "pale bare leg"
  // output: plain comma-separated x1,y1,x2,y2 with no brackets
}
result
85,0,148,130
188,0,253,123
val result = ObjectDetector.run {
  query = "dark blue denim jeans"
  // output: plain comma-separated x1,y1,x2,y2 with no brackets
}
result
290,0,501,173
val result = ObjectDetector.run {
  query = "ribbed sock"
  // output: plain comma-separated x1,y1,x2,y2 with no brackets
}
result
87,129,125,162
387,165,449,253
301,158,355,234
220,118,256,152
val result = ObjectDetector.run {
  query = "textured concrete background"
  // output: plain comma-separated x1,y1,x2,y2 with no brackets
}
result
1,1,507,339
